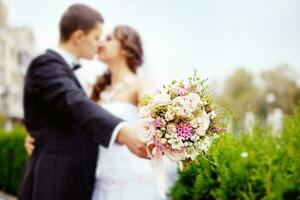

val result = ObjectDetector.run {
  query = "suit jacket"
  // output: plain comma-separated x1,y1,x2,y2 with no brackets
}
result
18,50,123,200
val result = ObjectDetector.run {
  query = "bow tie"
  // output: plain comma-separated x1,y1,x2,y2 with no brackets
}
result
72,63,82,71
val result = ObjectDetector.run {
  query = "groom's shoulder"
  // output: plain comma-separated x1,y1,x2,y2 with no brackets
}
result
28,50,64,72
31,50,62,65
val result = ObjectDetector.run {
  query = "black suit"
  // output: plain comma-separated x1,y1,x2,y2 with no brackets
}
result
19,50,123,200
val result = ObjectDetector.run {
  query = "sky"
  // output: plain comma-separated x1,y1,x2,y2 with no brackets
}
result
3,0,300,87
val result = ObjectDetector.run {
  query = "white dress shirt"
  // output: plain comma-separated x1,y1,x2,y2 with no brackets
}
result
50,47,126,148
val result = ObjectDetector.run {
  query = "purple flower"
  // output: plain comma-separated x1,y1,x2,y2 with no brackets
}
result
174,86,188,96
176,122,193,139
152,118,163,128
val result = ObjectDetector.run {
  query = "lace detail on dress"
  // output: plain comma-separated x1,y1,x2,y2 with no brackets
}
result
100,75,136,103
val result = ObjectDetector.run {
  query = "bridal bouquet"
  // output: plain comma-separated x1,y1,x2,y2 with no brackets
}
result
139,72,225,169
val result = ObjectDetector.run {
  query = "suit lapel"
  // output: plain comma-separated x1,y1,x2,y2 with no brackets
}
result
46,49,83,89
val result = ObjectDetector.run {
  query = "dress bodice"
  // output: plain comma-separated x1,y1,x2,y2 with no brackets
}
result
101,102,139,123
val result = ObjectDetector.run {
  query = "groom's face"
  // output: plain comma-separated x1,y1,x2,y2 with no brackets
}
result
77,22,103,60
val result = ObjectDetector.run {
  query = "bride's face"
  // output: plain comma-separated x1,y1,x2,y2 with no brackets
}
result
98,33,123,65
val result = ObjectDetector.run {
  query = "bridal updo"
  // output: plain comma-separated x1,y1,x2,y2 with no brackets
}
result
91,25,144,101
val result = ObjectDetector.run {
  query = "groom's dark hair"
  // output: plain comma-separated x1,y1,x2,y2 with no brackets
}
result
59,4,104,42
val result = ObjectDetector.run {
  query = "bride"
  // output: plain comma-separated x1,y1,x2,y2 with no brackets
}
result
91,25,177,200
91,25,156,199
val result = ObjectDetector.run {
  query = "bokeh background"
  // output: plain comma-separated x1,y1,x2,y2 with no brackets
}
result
0,0,299,199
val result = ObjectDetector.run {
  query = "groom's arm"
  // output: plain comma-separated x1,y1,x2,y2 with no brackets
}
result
28,57,123,147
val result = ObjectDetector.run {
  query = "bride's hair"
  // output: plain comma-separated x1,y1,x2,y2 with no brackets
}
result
91,25,144,101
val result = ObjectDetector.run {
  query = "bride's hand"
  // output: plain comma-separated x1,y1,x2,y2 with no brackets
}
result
117,123,149,159
24,134,35,156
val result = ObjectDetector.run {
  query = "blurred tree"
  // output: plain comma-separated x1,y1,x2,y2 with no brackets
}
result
0,114,6,127
220,68,261,121
261,65,300,115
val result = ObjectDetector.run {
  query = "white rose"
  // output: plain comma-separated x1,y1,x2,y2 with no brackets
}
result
174,105,190,118
195,127,206,136
173,96,184,106
153,93,171,106
187,93,201,104
164,148,187,161
197,111,210,131
139,119,155,142
166,124,177,135
165,109,175,121
189,119,198,128
139,106,152,118
187,93,203,109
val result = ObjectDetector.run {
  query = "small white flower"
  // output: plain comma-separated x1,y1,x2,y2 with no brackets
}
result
186,147,198,160
198,137,213,152
195,85,203,94
190,134,199,141
190,150,198,160
190,135,196,141
199,143,209,152
155,130,164,138
184,142,189,147
209,111,217,119
161,138,167,144
168,138,183,150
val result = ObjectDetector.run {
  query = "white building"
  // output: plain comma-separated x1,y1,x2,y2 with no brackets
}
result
0,0,35,118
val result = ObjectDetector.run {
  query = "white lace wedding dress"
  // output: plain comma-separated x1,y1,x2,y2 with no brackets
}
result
92,101,178,200
91,76,178,200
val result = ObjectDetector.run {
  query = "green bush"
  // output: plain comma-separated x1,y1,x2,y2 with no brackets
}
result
170,105,300,200
0,126,28,196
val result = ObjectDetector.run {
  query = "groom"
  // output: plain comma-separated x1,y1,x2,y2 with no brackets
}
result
19,4,147,200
